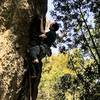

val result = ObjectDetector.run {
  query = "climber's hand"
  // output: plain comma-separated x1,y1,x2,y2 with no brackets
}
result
39,34,47,38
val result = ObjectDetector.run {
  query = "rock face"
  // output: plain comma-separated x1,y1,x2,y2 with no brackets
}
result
0,0,47,100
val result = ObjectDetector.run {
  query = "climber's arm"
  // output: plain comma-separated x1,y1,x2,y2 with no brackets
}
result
40,17,45,34
38,16,47,39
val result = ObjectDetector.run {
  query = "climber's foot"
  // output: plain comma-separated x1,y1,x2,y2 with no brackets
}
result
31,75,37,78
32,59,39,63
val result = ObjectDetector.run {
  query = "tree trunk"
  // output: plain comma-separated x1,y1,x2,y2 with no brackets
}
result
0,0,47,100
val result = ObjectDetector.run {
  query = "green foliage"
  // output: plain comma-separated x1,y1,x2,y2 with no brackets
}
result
52,0,100,64
37,53,75,100
38,0,100,99
37,48,100,100
51,1,100,99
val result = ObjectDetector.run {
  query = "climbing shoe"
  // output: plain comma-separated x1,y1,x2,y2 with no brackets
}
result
31,74,37,78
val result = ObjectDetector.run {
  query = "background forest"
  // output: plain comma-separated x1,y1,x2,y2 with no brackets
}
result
37,0,100,100
0,0,99,100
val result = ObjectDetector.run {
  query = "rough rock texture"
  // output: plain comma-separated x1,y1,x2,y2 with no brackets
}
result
0,0,47,100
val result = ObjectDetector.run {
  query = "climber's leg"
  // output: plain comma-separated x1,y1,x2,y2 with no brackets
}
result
29,45,41,78
33,58,39,63
29,45,40,63
39,44,51,58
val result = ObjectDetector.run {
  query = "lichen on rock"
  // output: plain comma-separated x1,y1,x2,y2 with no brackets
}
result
0,0,47,100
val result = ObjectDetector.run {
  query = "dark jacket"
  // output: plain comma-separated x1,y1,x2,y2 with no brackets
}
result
43,30,57,47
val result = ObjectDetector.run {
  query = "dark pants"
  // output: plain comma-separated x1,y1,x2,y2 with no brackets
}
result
29,44,50,76
29,44,49,60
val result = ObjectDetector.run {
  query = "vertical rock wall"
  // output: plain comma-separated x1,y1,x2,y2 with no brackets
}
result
0,0,47,100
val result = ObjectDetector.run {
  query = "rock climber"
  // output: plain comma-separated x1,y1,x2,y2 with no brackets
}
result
29,21,59,64
28,16,59,77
